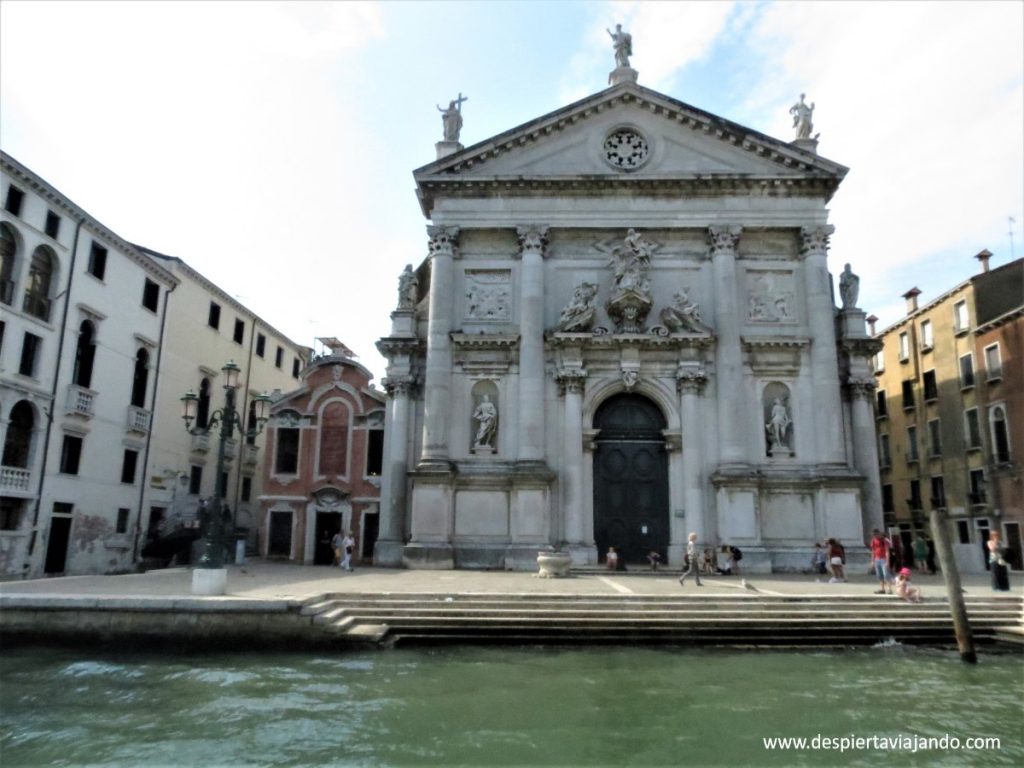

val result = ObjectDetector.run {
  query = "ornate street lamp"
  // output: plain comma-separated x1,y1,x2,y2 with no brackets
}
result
181,360,271,595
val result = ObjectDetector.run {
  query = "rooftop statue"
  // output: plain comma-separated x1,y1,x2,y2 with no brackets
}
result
838,263,860,309
397,264,418,310
789,93,815,140
607,23,632,69
437,93,468,143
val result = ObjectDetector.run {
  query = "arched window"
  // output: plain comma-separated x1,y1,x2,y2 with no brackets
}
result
73,321,96,389
2,401,34,468
131,349,150,407
318,401,350,476
0,223,16,305
991,406,1011,463
196,378,211,430
23,246,55,320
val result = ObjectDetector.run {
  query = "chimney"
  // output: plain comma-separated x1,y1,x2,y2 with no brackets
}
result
866,314,878,335
902,287,921,314
975,248,992,273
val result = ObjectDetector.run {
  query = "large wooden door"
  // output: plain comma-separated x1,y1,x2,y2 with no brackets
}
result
593,394,669,565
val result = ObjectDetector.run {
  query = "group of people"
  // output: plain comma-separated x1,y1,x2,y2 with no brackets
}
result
331,529,355,572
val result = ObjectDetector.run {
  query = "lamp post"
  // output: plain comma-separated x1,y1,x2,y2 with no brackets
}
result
181,361,271,596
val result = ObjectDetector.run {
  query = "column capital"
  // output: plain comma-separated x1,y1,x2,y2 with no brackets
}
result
845,377,877,400
707,225,742,258
382,375,418,397
515,225,550,258
676,366,708,394
427,225,460,258
798,224,835,258
555,369,587,395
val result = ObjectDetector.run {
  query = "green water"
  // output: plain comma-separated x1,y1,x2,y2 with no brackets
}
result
1,645,1021,767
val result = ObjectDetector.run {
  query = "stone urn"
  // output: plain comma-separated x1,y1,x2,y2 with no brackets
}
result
536,550,572,579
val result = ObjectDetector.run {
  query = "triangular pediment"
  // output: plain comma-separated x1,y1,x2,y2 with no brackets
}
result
414,82,847,214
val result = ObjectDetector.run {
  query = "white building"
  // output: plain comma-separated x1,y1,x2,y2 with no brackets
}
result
134,247,311,558
1,151,177,577
377,59,881,572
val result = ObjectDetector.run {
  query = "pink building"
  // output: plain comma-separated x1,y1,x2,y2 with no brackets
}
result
258,341,385,565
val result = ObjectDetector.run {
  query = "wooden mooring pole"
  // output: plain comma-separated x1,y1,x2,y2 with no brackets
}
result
929,508,977,664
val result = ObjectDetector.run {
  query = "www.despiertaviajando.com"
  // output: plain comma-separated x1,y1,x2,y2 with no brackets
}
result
763,733,1002,755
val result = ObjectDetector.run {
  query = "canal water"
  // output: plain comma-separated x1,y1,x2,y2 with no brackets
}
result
1,645,1021,767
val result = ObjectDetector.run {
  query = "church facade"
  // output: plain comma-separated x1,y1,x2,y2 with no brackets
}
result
376,63,882,572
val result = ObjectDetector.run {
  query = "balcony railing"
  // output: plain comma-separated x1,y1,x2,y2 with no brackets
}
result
22,291,51,322
969,491,987,505
191,432,210,453
0,465,32,494
929,497,946,509
126,405,152,434
906,498,923,511
66,385,96,418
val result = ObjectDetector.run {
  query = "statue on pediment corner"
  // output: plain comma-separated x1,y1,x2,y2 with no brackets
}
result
790,93,815,140
556,282,599,332
397,264,418,310
437,93,468,142
839,263,860,309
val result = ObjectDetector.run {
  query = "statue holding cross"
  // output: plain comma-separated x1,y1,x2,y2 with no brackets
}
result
437,93,468,143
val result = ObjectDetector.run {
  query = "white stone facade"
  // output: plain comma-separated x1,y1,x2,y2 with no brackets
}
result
377,81,882,572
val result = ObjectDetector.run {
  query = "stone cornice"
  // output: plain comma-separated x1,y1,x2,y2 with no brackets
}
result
547,331,714,351
838,337,883,357
450,333,520,350
375,336,423,357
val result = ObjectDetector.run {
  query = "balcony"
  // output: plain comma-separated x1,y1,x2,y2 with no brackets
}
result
191,432,210,453
906,498,923,512
0,278,13,305
242,443,260,466
224,439,238,461
929,497,946,510
0,465,32,495
66,385,96,418
969,491,987,506
22,291,51,322
126,405,151,434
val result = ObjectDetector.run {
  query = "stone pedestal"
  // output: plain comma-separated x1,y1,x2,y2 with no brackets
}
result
536,550,572,578
792,137,819,154
608,67,638,86
191,567,227,596
839,308,868,339
435,140,463,160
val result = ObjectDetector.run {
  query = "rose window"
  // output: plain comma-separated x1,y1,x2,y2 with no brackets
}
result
603,129,649,170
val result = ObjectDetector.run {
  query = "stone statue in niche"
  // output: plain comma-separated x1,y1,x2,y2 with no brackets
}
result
766,397,793,454
397,264,418,310
838,263,860,309
789,93,816,140
660,288,707,333
556,282,599,332
437,94,467,142
607,23,632,68
472,394,498,450
606,228,655,333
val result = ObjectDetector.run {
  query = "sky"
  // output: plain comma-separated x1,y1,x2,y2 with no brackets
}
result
2,0,1022,380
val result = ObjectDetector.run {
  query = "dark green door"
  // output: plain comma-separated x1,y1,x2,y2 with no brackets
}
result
593,394,669,565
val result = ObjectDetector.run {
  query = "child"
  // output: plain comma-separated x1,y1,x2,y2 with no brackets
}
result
894,567,922,603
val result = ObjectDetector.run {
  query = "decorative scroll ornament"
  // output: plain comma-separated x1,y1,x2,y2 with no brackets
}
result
708,226,742,258
516,225,549,256
621,369,639,391
799,225,835,258
427,225,460,258
555,282,599,332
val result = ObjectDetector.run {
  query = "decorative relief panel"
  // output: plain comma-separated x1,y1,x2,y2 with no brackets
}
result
464,270,512,321
746,270,797,324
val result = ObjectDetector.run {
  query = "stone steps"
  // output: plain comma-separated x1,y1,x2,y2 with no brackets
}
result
298,592,1023,648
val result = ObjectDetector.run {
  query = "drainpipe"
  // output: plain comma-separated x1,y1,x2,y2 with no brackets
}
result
24,216,83,573
131,278,177,563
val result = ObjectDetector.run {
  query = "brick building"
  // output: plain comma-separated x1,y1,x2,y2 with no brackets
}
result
259,340,385,565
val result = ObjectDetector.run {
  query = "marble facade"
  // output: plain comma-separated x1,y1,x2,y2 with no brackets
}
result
376,72,881,572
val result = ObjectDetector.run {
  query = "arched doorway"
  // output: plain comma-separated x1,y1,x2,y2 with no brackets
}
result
593,393,669,565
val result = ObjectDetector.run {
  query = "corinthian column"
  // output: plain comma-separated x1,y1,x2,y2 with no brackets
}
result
848,378,884,540
708,226,745,465
556,370,587,552
677,366,708,547
419,225,459,466
516,225,549,463
799,225,845,464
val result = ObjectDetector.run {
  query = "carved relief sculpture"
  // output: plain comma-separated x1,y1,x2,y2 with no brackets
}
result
472,394,498,450
606,228,655,333
556,282,599,332
465,271,512,321
397,264,418,310
839,263,860,309
747,272,795,323
606,23,632,68
660,287,708,333
789,93,815,140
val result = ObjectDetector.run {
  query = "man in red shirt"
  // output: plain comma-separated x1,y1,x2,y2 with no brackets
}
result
870,529,893,594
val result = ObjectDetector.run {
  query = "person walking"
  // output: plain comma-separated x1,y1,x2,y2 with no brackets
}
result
679,532,703,587
870,529,893,594
340,531,356,572
988,531,1010,591
330,529,344,568
913,534,929,573
827,538,846,583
